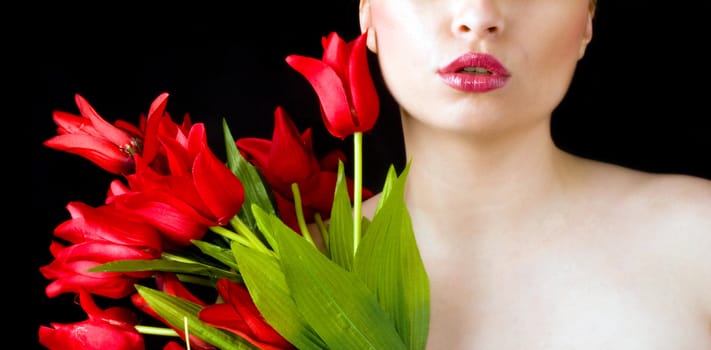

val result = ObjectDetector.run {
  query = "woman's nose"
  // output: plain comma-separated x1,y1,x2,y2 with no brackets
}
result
450,0,504,40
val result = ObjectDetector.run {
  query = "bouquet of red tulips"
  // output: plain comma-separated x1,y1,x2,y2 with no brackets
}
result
39,32,430,350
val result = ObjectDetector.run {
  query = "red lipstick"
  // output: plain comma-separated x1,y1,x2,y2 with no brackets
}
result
437,52,510,92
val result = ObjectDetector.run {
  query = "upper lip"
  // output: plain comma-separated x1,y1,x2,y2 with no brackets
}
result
438,52,510,76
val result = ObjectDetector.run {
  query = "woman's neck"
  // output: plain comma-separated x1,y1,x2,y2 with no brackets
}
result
400,114,581,237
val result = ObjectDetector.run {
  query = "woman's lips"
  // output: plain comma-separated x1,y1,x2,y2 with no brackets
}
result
437,52,511,92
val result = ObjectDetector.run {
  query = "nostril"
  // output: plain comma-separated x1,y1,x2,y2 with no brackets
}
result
453,22,501,37
457,24,472,33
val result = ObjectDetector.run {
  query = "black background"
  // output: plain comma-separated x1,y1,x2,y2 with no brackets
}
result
31,1,710,348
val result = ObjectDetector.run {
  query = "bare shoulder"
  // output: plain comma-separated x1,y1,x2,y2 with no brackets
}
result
633,169,711,231
582,159,711,225
643,172,711,322
594,162,711,315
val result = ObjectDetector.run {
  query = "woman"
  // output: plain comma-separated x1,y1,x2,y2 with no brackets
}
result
356,0,711,348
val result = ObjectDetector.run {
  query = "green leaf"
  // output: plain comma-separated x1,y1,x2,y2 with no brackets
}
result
354,162,430,350
192,239,240,271
135,285,258,349
232,241,328,349
327,160,355,271
222,118,276,237
89,258,238,282
270,211,408,350
251,204,284,251
373,163,399,215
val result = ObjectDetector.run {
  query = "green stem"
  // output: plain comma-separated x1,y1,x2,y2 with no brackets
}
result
291,182,315,246
209,226,251,247
229,216,271,254
135,325,179,337
183,316,192,350
160,252,199,264
314,212,329,252
353,131,363,255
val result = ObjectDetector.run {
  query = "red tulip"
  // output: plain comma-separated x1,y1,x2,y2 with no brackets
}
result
43,92,193,177
199,279,294,350
236,107,372,230
40,240,155,299
39,290,146,350
44,94,142,175
286,32,379,139
53,201,163,254
112,123,245,247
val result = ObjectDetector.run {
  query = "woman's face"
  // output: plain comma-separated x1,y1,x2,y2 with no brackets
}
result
360,0,594,135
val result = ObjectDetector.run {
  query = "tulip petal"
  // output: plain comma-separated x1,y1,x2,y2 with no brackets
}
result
51,110,100,136
74,94,134,147
39,290,145,350
285,55,354,138
193,144,245,225
235,137,272,168
141,92,170,164
348,33,380,132
268,107,316,182
321,32,349,78
44,134,134,174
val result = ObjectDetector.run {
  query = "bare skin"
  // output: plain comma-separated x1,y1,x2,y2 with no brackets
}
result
358,145,711,349
313,131,711,349
347,0,711,348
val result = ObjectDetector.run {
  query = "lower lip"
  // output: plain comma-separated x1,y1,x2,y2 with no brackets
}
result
437,72,509,92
